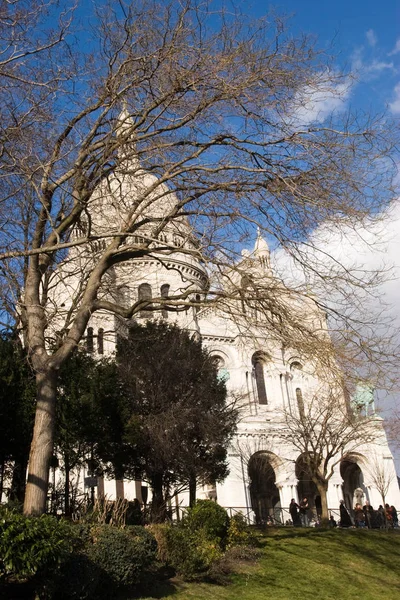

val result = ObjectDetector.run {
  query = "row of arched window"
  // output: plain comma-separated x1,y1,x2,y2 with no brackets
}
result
251,353,304,411
137,284,201,318
86,327,104,354
137,283,170,318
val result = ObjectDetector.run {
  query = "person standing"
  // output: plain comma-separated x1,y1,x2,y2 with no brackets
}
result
390,506,398,527
377,505,386,528
289,498,301,526
385,504,394,528
299,497,309,527
339,500,352,528
354,503,366,528
363,500,374,529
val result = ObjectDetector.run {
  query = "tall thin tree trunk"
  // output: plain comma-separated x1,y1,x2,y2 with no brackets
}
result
23,369,57,515
151,473,165,523
316,482,329,522
64,454,70,516
0,456,4,503
189,474,197,507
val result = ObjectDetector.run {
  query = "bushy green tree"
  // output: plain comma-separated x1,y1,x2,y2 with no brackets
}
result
0,335,35,503
116,321,237,521
55,351,133,514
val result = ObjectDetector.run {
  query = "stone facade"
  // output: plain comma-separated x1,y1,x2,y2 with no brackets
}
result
50,119,400,522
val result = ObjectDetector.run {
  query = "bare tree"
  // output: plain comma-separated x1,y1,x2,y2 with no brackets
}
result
366,453,395,508
276,386,378,521
386,408,400,455
0,1,398,515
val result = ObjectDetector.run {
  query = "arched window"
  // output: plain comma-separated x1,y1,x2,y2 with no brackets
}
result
296,387,305,417
86,327,94,353
212,355,230,383
97,328,104,355
138,283,152,318
160,284,170,318
290,361,303,373
252,352,268,405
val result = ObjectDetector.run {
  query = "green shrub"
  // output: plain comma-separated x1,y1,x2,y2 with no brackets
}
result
45,524,157,600
45,552,101,600
88,524,157,589
125,525,158,560
184,500,229,547
164,525,222,580
227,513,251,547
0,509,76,582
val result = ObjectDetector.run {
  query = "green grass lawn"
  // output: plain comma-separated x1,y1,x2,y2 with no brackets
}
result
136,528,400,600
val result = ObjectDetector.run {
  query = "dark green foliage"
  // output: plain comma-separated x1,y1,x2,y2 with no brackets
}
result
125,525,158,560
47,552,101,600
0,335,35,502
116,321,237,519
149,502,231,580
0,508,77,582
184,500,230,547
163,526,222,580
44,524,157,599
55,351,132,513
79,525,156,594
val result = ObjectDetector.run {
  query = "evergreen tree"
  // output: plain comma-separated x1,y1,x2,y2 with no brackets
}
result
0,335,35,503
116,321,237,521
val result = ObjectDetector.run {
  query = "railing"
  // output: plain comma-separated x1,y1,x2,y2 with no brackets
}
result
166,505,343,526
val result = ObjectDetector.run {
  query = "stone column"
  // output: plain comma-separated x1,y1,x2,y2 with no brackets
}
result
217,453,253,522
115,479,125,499
326,475,343,517
97,476,105,499
134,480,143,503
277,480,298,524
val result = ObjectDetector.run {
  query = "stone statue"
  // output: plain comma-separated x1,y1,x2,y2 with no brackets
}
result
352,383,375,415
353,487,364,507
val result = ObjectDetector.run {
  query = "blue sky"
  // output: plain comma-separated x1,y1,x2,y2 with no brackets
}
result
75,1,400,122
256,1,400,466
248,0,400,117
52,1,400,466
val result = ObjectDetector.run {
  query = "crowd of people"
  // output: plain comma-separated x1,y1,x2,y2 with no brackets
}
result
289,497,398,529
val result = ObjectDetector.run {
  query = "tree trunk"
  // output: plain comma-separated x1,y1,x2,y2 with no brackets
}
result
23,369,57,515
64,454,70,516
0,456,4,503
189,474,197,507
151,473,165,523
316,482,329,522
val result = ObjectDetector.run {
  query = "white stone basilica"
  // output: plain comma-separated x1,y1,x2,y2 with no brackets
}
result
52,115,400,523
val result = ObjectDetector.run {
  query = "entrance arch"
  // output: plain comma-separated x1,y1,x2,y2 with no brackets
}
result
248,452,281,524
295,454,320,516
340,456,368,512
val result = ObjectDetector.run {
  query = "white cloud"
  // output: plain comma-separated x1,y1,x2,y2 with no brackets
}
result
273,201,400,330
291,77,352,126
366,29,377,47
388,38,400,56
351,47,394,79
389,82,400,114
272,200,400,468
